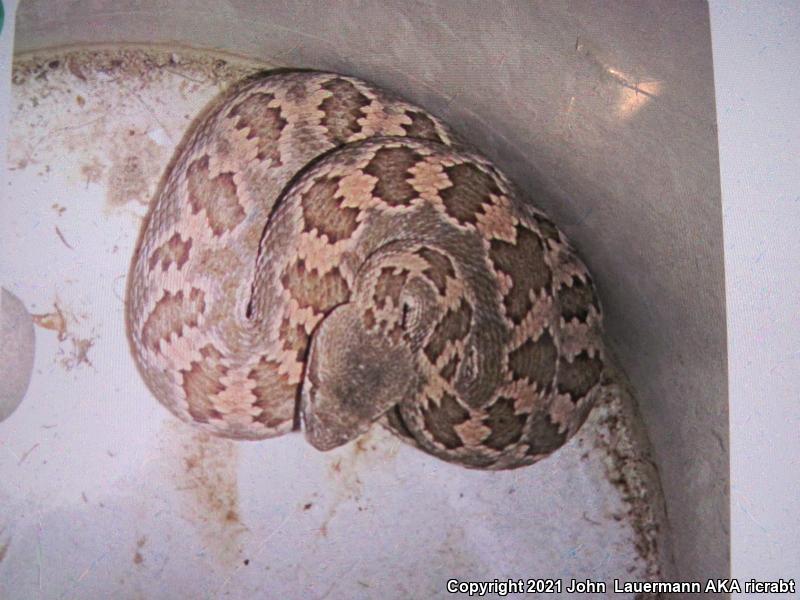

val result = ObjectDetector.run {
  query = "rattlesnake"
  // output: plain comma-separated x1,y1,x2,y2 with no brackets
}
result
126,69,606,470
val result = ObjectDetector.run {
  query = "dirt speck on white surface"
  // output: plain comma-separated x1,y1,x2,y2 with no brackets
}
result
32,301,96,370
317,427,401,537
107,130,165,207
80,158,105,186
160,420,245,568
31,303,67,340
132,535,147,566
11,46,260,90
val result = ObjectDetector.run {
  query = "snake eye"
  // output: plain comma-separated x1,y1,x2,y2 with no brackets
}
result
400,302,411,330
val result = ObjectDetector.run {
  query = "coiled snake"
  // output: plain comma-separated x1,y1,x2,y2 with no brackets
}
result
126,70,606,470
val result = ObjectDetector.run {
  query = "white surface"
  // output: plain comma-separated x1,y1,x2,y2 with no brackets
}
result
709,0,800,583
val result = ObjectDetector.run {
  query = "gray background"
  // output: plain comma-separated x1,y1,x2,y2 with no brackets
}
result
8,0,738,586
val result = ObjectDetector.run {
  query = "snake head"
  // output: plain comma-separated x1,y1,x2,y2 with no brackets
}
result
301,303,421,451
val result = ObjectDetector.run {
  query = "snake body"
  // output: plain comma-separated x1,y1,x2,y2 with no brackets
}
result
126,70,606,469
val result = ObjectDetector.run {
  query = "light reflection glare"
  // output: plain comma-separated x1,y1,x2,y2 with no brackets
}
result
605,66,663,120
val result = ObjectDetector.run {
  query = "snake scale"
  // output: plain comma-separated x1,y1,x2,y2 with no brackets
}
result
126,69,606,470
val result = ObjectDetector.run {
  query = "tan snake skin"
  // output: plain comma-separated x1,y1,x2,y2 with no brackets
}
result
126,69,606,470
